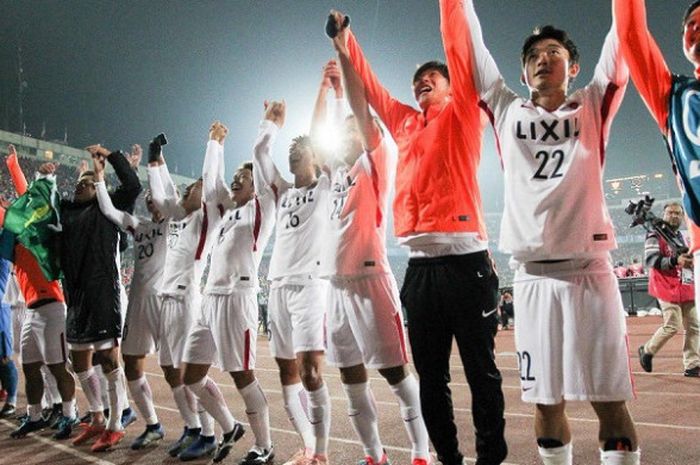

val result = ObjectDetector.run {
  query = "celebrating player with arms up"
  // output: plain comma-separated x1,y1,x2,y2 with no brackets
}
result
459,0,639,464
93,144,167,449
182,119,277,465
313,56,431,465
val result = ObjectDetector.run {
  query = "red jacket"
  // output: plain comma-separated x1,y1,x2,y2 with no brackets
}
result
647,232,694,303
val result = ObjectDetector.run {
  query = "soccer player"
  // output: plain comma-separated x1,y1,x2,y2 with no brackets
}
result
43,144,140,451
329,6,506,465
146,147,216,461
253,100,331,465
182,119,278,465
614,0,700,323
93,149,167,449
313,56,431,465
460,0,639,464
2,146,78,441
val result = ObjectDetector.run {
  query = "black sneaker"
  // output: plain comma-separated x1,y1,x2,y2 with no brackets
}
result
213,422,245,463
10,417,47,438
240,445,274,465
638,345,653,373
684,366,700,377
47,403,62,429
131,423,165,449
53,415,80,440
0,403,16,418
79,410,92,425
168,427,201,458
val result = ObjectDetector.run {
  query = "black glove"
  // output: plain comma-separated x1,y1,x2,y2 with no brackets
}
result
325,14,350,39
148,133,168,163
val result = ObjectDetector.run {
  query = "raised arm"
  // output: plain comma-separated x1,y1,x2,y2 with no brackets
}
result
311,59,345,163
6,145,28,196
329,10,416,137
252,101,287,199
91,152,138,231
148,158,186,220
614,0,672,131
337,50,381,151
87,144,142,212
203,121,230,206
591,21,630,91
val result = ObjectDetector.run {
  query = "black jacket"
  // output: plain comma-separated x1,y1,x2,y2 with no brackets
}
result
60,151,141,344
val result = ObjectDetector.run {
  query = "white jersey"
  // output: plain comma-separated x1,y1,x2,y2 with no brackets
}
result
464,1,627,261
253,120,330,282
204,129,276,294
95,182,169,294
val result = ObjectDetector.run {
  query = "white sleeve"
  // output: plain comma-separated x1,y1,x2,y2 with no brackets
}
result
148,164,186,220
252,120,287,199
159,163,179,200
95,181,140,231
202,140,230,205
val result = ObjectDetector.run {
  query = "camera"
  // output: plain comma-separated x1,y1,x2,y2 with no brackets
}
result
325,14,350,39
148,133,168,163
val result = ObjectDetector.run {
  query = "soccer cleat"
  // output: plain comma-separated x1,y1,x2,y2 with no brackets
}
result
359,452,390,465
53,415,80,440
0,403,16,418
79,411,92,426
10,417,47,438
131,423,165,449
638,345,653,373
411,459,432,465
240,444,275,464
47,403,63,429
91,429,125,452
282,449,313,465
72,422,106,445
120,407,138,428
684,366,700,377
178,435,217,461
168,427,201,457
213,422,245,463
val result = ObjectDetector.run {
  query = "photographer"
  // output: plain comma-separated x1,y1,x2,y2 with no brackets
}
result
638,202,700,377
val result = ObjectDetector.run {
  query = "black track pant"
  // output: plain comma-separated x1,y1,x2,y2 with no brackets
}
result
400,251,507,465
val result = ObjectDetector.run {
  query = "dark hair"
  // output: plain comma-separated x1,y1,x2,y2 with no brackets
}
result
521,25,579,66
684,1,700,29
412,61,449,85
289,135,313,157
78,170,95,180
239,161,253,172
663,201,683,212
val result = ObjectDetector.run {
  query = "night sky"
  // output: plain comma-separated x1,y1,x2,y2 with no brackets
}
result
0,0,693,211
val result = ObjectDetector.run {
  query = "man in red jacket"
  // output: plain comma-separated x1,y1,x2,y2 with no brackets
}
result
638,202,700,377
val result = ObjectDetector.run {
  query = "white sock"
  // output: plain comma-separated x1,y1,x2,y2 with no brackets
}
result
62,399,77,419
93,364,109,412
116,368,129,413
76,368,103,413
198,401,215,437
27,403,43,422
343,382,383,462
40,364,60,406
283,382,314,451
600,449,641,465
188,376,234,434
128,377,158,425
240,379,271,449
538,442,573,465
105,367,125,431
307,383,331,457
171,385,201,429
389,374,430,460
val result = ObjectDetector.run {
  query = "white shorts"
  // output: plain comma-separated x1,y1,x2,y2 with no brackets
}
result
12,305,26,355
269,281,328,359
184,290,258,372
69,338,119,352
122,292,162,356
21,301,68,365
513,257,636,405
159,293,198,369
326,274,408,369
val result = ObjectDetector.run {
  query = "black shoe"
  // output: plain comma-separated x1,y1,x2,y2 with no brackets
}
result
638,346,653,373
213,422,245,463
131,423,165,449
79,410,92,425
684,366,700,377
48,403,63,429
0,403,16,418
10,417,47,438
53,415,79,440
168,427,201,458
240,445,274,465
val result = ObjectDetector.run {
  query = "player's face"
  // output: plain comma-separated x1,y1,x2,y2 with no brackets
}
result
341,116,364,166
231,168,254,205
144,190,162,220
413,69,451,111
663,205,684,229
289,145,315,176
523,38,579,93
684,8,700,65
181,179,202,213
74,173,96,203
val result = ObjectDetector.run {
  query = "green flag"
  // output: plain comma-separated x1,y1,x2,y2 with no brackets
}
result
3,176,62,281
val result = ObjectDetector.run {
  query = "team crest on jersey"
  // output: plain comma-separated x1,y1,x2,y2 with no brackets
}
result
682,90,700,147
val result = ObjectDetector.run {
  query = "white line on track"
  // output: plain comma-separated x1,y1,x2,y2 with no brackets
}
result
0,419,117,465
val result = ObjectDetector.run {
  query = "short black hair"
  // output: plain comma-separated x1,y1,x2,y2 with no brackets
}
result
239,161,253,172
412,61,449,85
683,1,700,29
289,135,313,157
521,25,579,66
